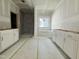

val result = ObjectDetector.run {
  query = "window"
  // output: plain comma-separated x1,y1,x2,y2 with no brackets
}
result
39,17,49,27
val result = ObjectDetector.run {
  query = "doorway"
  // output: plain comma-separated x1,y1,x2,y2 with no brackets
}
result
11,12,17,29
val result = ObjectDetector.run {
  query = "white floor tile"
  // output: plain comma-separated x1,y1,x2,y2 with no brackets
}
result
10,37,65,59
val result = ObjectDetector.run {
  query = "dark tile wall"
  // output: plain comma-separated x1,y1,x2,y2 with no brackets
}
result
20,9,34,35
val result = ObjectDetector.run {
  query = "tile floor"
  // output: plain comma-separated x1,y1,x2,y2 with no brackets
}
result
0,37,65,59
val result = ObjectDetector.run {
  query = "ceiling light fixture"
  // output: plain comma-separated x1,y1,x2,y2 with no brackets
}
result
21,0,25,3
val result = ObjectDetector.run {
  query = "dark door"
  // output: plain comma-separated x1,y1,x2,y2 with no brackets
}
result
11,12,17,29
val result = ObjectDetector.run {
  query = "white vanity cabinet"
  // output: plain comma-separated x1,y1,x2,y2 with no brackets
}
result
52,30,57,42
56,31,65,49
53,30,65,49
13,29,19,43
0,30,14,51
63,33,77,59
0,29,19,52
52,30,79,59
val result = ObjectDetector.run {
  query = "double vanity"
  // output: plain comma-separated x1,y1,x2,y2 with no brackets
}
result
0,29,19,53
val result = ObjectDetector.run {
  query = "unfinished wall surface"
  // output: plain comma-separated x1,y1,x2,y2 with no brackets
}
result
52,0,79,32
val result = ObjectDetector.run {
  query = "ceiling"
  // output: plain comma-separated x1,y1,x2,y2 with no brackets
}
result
13,0,60,13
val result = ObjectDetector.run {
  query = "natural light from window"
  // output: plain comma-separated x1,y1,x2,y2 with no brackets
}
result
39,18,49,28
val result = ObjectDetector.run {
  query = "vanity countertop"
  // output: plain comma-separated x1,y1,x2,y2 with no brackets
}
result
0,28,18,31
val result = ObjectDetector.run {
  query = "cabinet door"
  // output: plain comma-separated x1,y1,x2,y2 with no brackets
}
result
52,31,56,42
55,31,65,49
13,29,19,43
1,30,14,51
63,34,77,59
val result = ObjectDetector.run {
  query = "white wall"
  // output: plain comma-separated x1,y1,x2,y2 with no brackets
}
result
0,0,11,29
0,16,10,29
0,0,20,29
52,0,79,32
